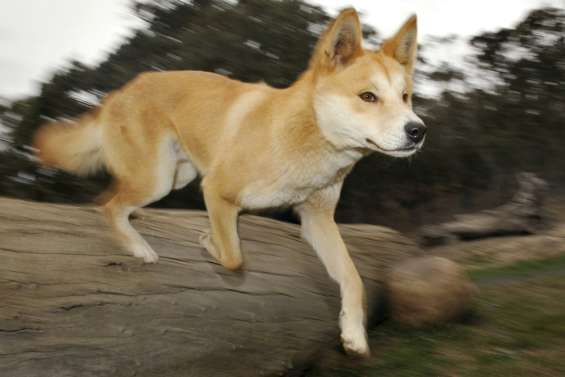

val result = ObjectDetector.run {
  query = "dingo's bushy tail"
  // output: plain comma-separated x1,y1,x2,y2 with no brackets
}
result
33,110,105,176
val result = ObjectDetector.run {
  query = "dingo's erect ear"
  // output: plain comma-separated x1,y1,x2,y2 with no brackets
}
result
309,8,363,72
382,15,418,72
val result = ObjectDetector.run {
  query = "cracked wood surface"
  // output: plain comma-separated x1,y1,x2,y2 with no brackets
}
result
0,198,420,377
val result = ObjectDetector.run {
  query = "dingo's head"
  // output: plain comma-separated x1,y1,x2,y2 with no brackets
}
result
310,8,425,158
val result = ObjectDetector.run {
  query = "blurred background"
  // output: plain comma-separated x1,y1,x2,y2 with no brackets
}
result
0,0,564,232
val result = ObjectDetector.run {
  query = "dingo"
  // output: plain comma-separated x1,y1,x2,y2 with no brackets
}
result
34,8,425,356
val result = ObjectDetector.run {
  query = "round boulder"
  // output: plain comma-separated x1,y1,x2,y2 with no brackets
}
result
386,256,477,326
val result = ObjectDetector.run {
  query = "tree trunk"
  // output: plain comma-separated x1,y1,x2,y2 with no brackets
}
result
0,198,419,377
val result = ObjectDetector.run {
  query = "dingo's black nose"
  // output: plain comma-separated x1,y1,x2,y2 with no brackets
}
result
405,122,426,144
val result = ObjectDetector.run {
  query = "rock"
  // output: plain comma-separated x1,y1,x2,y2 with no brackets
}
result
386,256,477,326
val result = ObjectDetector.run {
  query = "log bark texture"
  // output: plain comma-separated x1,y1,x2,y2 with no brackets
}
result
0,198,419,377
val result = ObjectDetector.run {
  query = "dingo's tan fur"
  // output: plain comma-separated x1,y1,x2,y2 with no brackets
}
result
34,8,425,356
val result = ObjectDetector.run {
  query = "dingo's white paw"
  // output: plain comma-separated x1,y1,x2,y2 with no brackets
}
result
340,312,369,357
130,242,159,264
341,330,370,358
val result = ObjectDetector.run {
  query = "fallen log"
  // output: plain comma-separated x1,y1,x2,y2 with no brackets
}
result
419,172,549,247
0,198,419,377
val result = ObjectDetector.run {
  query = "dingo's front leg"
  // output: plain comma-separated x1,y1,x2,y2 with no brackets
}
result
200,186,243,271
296,183,369,357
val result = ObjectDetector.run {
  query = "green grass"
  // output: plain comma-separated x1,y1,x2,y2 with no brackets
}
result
468,253,565,283
308,255,565,377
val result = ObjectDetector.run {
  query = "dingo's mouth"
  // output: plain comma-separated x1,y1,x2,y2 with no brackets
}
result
365,138,422,158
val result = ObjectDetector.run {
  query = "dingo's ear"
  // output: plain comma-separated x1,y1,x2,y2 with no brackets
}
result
309,8,363,72
382,15,418,72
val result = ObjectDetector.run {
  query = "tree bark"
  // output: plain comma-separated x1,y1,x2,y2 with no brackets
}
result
0,198,419,377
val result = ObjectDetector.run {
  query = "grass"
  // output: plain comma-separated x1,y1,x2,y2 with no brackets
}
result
468,253,565,283
307,254,565,377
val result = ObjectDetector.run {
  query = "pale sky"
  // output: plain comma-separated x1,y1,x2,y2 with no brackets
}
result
0,0,563,100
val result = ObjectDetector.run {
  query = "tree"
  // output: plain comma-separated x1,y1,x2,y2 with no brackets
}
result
1,3,564,231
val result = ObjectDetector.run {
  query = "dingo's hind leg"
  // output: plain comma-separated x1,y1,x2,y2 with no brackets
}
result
104,186,160,263
95,180,146,219
103,134,196,263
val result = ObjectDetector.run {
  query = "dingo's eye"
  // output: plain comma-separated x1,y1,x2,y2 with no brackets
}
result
359,92,378,103
402,91,409,103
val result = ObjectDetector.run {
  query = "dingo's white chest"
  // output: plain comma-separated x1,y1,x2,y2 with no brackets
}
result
239,149,361,209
